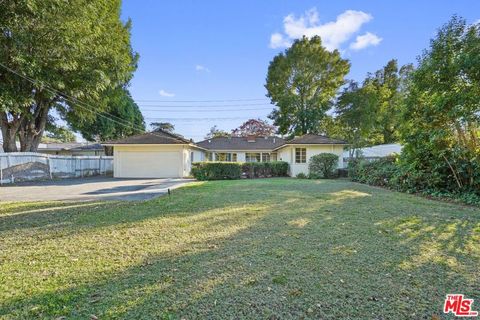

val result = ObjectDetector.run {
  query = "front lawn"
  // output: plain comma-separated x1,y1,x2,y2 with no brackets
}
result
0,179,479,319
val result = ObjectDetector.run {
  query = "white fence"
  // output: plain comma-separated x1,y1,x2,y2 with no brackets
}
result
0,152,113,184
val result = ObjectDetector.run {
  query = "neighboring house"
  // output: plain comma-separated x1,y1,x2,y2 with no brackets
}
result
343,143,402,159
104,130,347,178
0,141,105,156
342,143,402,168
37,143,105,156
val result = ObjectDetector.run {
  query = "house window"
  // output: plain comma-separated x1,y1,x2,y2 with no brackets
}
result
246,152,261,162
261,152,278,162
295,148,306,163
206,152,213,161
190,152,194,163
215,152,237,162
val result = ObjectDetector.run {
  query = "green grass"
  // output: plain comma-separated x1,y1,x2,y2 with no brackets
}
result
0,178,479,319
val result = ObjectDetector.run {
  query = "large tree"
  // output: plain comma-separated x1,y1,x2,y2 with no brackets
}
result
66,87,144,142
231,119,276,137
0,0,137,152
400,16,480,192
334,59,413,152
150,122,175,133
265,36,350,136
205,125,230,139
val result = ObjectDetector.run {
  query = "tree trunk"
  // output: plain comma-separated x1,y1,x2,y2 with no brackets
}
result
18,103,50,152
0,112,21,152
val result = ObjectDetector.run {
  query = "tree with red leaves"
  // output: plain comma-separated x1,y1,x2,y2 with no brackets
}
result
231,119,276,137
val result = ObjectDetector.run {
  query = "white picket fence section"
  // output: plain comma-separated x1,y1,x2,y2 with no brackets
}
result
0,152,113,184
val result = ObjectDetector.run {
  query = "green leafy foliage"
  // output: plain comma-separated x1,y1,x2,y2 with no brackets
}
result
150,122,175,133
295,173,307,179
308,153,339,179
265,36,350,135
348,157,480,206
0,0,137,151
191,162,242,180
204,125,230,139
191,161,289,180
332,60,413,155
400,16,480,194
44,125,76,143
348,157,399,187
66,87,144,142
241,161,289,178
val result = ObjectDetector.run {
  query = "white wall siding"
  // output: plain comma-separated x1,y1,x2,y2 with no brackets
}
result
277,145,345,176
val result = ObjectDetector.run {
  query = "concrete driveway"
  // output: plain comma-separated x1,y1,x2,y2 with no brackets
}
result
0,177,194,202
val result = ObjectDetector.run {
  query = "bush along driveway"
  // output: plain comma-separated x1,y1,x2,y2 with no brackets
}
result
0,178,479,319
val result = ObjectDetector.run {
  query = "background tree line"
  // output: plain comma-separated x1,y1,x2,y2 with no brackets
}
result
265,15,479,198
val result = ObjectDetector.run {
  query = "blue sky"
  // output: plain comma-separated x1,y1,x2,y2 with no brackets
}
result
121,0,480,141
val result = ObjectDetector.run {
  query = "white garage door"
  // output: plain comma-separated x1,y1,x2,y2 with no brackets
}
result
117,151,182,178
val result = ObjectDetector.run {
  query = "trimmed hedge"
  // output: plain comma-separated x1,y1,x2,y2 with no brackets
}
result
242,161,289,178
191,162,242,181
191,161,289,180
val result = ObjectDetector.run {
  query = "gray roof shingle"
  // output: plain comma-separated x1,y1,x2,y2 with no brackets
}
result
282,134,347,145
103,130,191,145
196,136,285,151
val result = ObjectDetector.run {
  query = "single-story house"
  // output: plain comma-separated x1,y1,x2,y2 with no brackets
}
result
104,130,347,178
0,141,105,156
37,143,106,156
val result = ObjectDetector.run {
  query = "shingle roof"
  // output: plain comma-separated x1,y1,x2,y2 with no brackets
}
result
69,143,104,151
196,136,285,151
103,130,192,145
283,134,347,145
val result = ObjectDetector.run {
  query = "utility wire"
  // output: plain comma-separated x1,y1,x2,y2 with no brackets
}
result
137,103,272,108
145,117,252,121
140,107,274,112
0,63,271,139
0,62,152,136
135,98,269,103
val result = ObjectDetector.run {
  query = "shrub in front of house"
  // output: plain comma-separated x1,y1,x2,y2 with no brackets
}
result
242,161,289,178
192,161,289,180
191,162,242,180
270,161,289,177
308,153,339,178
348,157,398,187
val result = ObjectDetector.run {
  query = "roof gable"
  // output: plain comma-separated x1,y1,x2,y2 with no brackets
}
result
103,130,191,145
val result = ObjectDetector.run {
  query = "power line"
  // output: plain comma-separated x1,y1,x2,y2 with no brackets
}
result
145,117,253,121
140,107,274,112
0,63,270,137
0,62,151,136
135,98,269,103
137,103,273,108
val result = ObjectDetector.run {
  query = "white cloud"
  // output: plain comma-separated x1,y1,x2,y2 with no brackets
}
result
269,8,380,51
269,33,291,49
195,65,210,72
159,89,175,97
349,32,382,50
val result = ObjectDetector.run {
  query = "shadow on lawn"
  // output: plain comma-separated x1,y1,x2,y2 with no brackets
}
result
1,179,479,319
